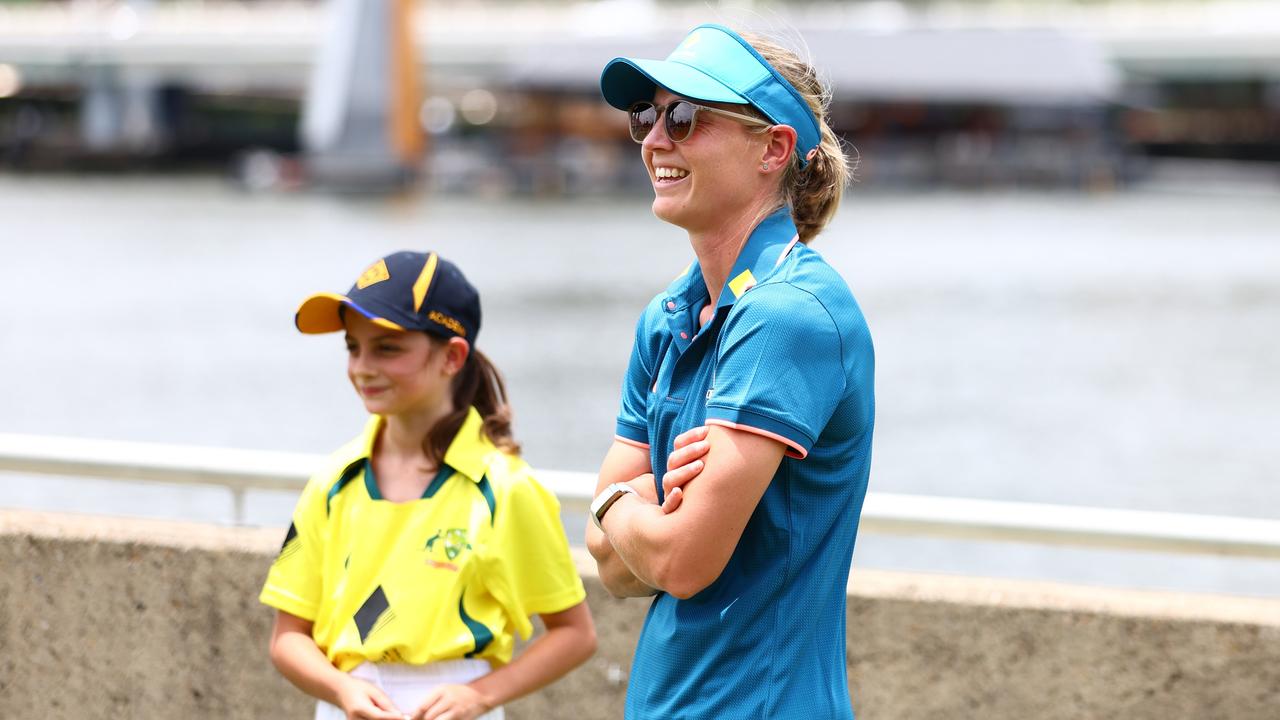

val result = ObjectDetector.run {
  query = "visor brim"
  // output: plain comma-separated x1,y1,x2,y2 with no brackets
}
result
601,58,748,110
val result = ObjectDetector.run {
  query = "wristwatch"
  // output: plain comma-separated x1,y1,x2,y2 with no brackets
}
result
590,483,638,531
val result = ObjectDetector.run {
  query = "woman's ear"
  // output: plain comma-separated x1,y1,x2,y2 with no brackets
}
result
760,124,798,175
444,337,471,375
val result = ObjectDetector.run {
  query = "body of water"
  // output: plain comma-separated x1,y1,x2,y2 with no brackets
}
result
3,174,1278,596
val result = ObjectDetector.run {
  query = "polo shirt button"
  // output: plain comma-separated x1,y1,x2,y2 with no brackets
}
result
666,301,677,311
680,332,689,339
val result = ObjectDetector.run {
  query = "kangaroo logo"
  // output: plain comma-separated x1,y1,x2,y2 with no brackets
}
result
425,528,471,561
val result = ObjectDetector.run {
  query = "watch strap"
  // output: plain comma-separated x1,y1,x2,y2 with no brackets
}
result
591,483,638,531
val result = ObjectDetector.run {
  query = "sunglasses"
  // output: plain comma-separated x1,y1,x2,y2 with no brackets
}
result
627,100,773,143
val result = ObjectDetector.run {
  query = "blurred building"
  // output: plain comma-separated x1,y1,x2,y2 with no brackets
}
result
1,0,1277,191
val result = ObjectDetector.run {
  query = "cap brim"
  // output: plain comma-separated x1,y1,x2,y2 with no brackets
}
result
600,57,748,110
295,293,404,334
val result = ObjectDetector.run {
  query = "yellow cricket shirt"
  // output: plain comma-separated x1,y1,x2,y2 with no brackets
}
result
260,407,586,672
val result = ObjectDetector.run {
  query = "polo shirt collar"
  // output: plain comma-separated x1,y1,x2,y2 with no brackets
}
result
441,406,497,483
351,406,495,484
673,206,800,311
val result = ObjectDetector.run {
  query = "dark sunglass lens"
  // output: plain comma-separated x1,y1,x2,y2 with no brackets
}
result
629,103,657,142
666,101,697,142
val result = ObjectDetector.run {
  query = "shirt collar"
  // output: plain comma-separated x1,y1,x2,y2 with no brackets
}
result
669,207,800,311
351,406,496,484
442,406,498,483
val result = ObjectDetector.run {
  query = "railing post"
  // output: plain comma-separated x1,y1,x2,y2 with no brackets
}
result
231,488,247,526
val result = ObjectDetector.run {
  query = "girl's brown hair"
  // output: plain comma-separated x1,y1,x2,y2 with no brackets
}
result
422,341,520,466
741,31,853,244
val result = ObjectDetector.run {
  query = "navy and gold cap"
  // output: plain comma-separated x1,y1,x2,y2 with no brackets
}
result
295,251,481,343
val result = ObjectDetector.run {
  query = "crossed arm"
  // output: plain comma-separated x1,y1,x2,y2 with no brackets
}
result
585,425,786,599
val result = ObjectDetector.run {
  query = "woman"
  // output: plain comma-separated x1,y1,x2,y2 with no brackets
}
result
585,25,874,719
261,251,596,720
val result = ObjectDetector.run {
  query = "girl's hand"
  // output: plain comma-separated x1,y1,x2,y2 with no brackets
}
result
411,683,494,720
661,426,710,513
336,676,404,720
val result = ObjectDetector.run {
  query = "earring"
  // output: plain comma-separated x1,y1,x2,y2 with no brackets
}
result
761,162,769,171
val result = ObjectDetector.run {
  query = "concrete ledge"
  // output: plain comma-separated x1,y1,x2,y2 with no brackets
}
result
2,509,1277,719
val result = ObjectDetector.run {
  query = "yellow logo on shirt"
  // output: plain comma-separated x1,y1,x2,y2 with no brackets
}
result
728,269,757,299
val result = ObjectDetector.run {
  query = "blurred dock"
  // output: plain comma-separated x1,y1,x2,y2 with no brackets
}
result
2,1,1279,188
4,1,1280,91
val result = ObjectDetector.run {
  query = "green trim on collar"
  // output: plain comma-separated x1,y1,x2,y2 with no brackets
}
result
423,465,457,498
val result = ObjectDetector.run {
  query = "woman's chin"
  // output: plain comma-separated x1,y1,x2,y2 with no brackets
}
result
651,197,692,229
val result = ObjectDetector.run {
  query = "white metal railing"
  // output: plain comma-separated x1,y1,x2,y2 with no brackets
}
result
2,432,1279,560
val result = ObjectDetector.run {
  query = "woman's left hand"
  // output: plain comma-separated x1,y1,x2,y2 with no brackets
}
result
660,425,710,514
410,683,493,720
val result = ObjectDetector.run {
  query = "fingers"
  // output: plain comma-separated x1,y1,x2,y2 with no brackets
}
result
415,684,487,720
672,425,708,450
413,689,444,720
368,687,398,712
660,485,683,514
342,678,403,720
352,707,403,720
368,681,401,712
666,438,710,472
661,458,703,496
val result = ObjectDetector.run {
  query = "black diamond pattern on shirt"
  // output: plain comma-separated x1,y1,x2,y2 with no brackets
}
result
353,586,391,644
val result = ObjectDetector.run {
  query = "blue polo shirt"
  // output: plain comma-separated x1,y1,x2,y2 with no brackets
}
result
614,207,874,719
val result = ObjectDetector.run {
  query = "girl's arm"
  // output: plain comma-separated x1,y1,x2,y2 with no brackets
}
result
269,610,405,720
411,600,597,720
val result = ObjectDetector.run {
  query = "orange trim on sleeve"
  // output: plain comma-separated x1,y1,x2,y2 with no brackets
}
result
614,435,651,450
705,419,807,459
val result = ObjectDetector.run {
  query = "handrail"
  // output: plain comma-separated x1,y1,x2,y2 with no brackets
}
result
2,432,1278,559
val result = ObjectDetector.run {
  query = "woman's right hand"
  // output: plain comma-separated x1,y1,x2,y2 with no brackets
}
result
337,675,405,720
660,426,710,513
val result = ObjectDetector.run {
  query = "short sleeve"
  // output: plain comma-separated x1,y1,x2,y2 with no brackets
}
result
485,474,586,640
259,478,327,620
704,284,845,459
615,301,660,448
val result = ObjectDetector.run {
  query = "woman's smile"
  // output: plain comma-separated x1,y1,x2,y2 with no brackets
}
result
653,165,690,185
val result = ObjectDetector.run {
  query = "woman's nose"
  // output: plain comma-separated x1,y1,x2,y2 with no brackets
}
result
641,113,672,151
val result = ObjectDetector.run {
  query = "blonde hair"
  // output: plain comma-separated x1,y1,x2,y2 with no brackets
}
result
740,32,852,244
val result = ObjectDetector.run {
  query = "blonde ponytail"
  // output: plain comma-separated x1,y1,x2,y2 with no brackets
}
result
741,32,852,244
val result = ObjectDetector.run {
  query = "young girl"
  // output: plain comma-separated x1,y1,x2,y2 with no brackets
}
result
261,251,596,720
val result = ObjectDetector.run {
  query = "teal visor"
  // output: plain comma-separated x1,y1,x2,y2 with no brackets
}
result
600,24,822,168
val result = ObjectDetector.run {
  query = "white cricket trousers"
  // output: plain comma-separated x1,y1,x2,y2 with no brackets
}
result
314,659,504,720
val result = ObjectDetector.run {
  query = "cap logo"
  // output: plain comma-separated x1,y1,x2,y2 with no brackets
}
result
428,310,466,337
669,32,702,61
356,260,391,289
